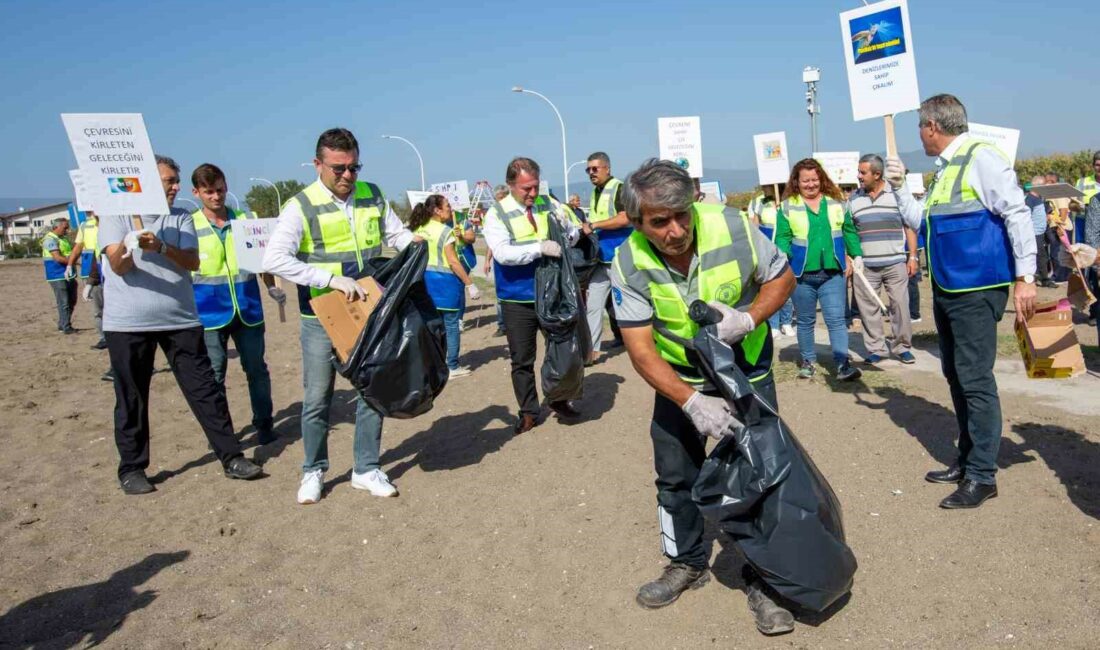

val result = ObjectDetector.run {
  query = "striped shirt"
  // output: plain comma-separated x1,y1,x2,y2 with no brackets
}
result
846,185,907,268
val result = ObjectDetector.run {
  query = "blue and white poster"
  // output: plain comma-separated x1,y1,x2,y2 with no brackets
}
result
839,0,920,121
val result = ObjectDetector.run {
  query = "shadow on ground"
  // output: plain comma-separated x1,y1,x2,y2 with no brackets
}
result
380,404,515,481
0,551,189,649
1006,421,1100,519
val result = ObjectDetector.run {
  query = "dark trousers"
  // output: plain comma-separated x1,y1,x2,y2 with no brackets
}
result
203,317,274,433
931,285,1007,485
106,326,243,479
500,301,547,417
650,378,778,568
1047,228,1070,282
908,266,922,320
50,279,77,331
1035,234,1051,282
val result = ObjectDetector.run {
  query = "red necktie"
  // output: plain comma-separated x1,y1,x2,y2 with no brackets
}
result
526,206,537,232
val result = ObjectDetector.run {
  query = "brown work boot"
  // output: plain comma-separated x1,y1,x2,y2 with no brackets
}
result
746,579,795,635
635,562,710,609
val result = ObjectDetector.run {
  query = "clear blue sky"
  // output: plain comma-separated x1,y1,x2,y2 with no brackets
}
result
1,0,1093,202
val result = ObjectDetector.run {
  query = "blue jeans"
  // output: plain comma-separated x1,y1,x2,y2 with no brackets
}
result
496,301,505,330
792,270,850,365
299,317,382,475
441,309,462,369
203,317,273,433
767,297,794,329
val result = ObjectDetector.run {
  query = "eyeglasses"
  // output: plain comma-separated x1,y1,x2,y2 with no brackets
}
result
585,166,603,174
322,162,363,176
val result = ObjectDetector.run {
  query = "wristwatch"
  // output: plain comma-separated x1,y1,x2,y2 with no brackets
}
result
1018,274,1035,284
158,239,168,255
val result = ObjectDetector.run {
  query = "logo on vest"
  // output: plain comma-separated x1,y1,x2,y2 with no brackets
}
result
714,281,739,305
612,286,623,306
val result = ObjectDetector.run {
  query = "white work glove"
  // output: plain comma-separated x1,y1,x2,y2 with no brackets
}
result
121,229,150,258
1059,243,1099,268
82,284,92,301
885,156,906,190
539,240,562,258
709,301,755,345
327,275,367,301
682,392,742,441
465,283,481,301
63,264,75,279
852,256,864,274
267,286,287,305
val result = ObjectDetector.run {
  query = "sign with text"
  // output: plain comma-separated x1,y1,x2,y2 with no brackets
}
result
68,169,104,212
753,131,790,185
658,116,703,178
967,122,1021,165
406,190,434,208
61,113,169,216
905,172,926,195
813,151,861,185
839,0,920,121
539,181,549,196
698,180,724,205
231,217,277,274
429,180,471,209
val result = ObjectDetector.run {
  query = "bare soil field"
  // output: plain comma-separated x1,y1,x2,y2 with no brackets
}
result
0,258,1097,649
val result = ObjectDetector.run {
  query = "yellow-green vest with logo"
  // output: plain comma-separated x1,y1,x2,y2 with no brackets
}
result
782,195,847,277
191,208,265,329
416,219,464,310
612,203,772,383
751,193,780,242
293,180,385,316
42,231,73,282
489,193,554,303
589,177,631,261
78,220,98,278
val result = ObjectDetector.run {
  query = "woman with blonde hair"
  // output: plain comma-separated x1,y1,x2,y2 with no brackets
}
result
774,158,864,382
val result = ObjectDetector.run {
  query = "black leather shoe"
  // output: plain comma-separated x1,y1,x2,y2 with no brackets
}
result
549,400,581,419
91,339,108,350
925,465,964,484
256,429,278,445
635,562,709,609
224,456,263,480
939,480,997,509
746,579,795,636
514,413,537,434
119,471,155,495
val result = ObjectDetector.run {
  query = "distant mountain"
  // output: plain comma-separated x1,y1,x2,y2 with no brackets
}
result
0,198,70,216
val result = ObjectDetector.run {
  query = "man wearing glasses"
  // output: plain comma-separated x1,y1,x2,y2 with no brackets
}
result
264,128,416,505
581,152,629,363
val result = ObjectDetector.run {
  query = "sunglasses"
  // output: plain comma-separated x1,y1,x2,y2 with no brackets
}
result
585,166,603,173
323,162,363,176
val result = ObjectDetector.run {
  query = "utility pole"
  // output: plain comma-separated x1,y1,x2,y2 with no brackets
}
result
803,66,821,154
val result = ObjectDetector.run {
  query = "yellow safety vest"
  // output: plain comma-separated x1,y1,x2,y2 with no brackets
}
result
191,208,264,329
782,195,847,277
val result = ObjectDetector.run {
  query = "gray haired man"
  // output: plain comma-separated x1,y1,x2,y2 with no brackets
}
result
848,153,918,364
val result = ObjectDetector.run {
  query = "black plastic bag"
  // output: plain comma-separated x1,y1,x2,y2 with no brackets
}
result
687,301,857,613
336,241,449,419
535,218,589,402
568,229,600,286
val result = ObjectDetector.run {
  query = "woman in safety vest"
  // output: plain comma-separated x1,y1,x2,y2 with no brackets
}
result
409,194,481,378
774,158,864,382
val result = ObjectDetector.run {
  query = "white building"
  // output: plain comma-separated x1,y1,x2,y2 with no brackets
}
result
0,202,71,254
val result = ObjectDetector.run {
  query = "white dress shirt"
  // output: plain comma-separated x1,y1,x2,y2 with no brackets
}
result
895,133,1036,276
483,193,579,265
263,179,414,288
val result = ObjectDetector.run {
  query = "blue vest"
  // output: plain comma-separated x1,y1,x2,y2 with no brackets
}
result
191,209,265,329
590,178,632,262
490,194,553,302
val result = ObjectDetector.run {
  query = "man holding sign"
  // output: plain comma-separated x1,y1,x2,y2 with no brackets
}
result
189,163,280,445
886,94,1036,509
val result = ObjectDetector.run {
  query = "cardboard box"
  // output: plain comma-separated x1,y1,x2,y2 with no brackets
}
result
1014,300,1085,379
309,277,385,363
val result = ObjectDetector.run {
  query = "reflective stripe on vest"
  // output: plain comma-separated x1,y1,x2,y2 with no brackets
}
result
42,231,72,281
1076,175,1099,206
924,140,1015,292
79,221,98,278
191,208,264,329
294,180,385,316
753,193,780,243
782,195,847,277
417,219,453,274
612,203,771,383
491,193,553,303
590,177,632,261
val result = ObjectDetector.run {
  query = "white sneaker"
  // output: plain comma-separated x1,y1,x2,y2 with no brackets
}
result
780,324,796,337
351,468,398,497
297,469,324,505
449,366,472,378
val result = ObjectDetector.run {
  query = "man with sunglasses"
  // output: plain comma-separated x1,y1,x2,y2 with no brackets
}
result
581,152,629,362
264,128,416,505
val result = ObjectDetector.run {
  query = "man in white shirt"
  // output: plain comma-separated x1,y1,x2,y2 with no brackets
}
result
263,128,415,504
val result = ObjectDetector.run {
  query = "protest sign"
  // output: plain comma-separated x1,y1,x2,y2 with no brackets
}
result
753,132,790,186
967,122,1021,165
905,173,926,195
61,113,169,216
539,181,549,196
68,169,103,213
658,116,703,178
430,180,471,209
698,180,724,205
231,218,278,274
813,151,861,185
406,190,434,208
839,0,919,123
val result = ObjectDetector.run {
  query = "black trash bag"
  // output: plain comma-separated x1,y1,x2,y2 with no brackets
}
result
336,241,449,419
568,229,600,286
687,301,857,613
535,217,590,402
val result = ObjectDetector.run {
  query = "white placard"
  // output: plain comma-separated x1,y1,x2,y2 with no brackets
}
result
68,169,103,212
61,113,169,216
231,217,277,274
967,122,1021,165
839,0,920,121
813,151,861,185
698,181,724,205
406,190,434,208
753,132,790,185
905,173,926,195
539,181,549,196
658,116,703,178
429,180,471,209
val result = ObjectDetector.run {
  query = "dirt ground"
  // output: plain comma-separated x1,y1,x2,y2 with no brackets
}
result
1,257,1098,649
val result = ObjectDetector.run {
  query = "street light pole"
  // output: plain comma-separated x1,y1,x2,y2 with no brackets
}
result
381,134,425,191
513,86,569,199
226,190,241,211
249,177,281,215
803,66,821,154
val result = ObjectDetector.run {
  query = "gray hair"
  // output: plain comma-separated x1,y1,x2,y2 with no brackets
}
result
859,153,884,176
493,184,509,200
622,158,695,225
52,217,70,227
155,154,180,173
918,94,968,136
587,151,610,166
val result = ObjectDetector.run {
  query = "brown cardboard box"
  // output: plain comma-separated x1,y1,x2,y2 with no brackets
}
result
1014,300,1085,379
309,277,385,363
